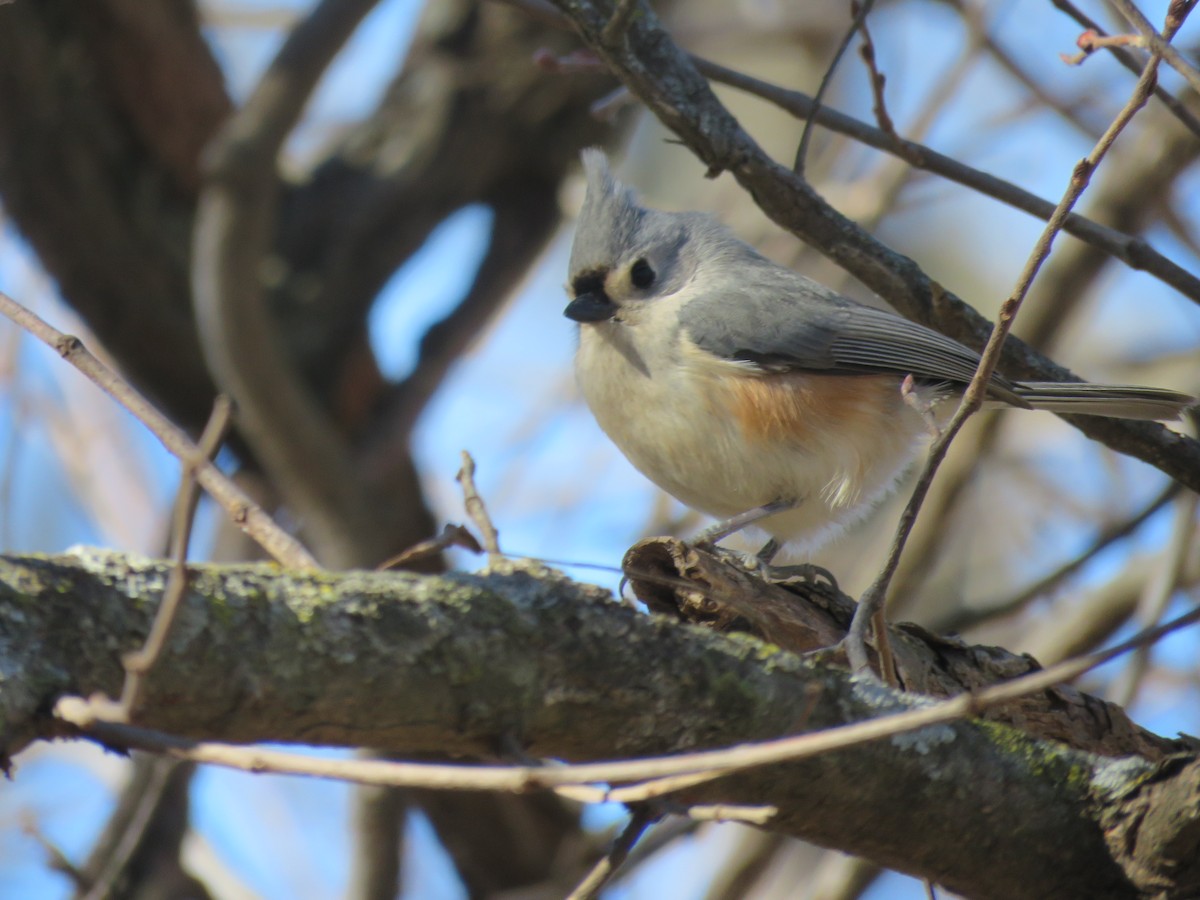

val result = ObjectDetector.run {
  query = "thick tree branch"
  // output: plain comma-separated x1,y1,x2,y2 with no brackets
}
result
0,0,225,430
622,538,1180,761
272,0,621,424
3,550,1199,898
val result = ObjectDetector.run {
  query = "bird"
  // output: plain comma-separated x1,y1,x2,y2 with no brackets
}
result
564,149,1195,560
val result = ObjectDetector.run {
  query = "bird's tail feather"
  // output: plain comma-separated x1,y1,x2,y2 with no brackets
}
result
1013,381,1196,421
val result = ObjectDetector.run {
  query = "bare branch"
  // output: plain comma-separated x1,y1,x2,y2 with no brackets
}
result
0,292,316,569
457,451,502,557
847,42,1172,671
1109,0,1200,96
120,395,234,716
192,0,390,568
565,808,655,900
1048,0,1200,137
8,549,1199,897
793,0,880,175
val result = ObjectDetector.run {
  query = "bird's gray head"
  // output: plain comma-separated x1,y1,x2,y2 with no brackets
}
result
565,149,739,324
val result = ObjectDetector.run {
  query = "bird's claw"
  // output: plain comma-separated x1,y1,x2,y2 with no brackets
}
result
696,544,838,592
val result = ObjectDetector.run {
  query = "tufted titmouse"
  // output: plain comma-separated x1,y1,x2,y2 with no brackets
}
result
564,150,1196,557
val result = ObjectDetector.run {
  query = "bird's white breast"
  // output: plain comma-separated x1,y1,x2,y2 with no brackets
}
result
574,311,934,549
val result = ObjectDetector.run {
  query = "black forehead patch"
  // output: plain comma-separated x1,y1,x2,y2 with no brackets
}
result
571,270,608,298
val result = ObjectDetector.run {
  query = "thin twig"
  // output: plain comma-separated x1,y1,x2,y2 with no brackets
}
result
855,1,895,137
1109,0,1200,96
566,808,656,900
21,812,89,890
457,451,501,557
1062,29,1148,65
844,33,1171,674
54,597,1200,796
377,524,483,571
600,0,638,46
495,0,1200,305
794,0,878,176
1048,0,1200,137
119,396,233,717
835,1,988,245
0,291,317,569
942,482,1181,632
690,59,1200,306
1111,490,1199,706
684,803,777,825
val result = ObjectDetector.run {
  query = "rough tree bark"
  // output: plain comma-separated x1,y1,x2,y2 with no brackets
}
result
2,550,1198,899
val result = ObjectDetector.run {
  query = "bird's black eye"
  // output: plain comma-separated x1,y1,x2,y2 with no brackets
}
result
630,258,656,289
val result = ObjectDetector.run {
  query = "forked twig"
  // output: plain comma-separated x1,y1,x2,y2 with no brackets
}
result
457,451,501,557
566,807,657,900
120,396,234,717
845,25,1178,674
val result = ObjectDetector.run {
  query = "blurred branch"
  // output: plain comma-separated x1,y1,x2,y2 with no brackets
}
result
0,1,226,430
77,757,209,900
941,482,1180,633
806,853,882,900
0,292,316,569
969,12,1103,140
192,0,390,569
22,814,89,891
381,185,563,442
347,779,405,900
409,790,583,896
1025,537,1200,664
884,415,1006,619
1111,490,1199,705
275,0,618,432
13,549,1200,897
1021,104,1200,351
704,831,787,900
545,0,1200,496
86,0,232,194
565,808,655,900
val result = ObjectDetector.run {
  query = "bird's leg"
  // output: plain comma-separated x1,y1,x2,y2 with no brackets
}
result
694,499,795,546
694,503,839,590
756,538,782,564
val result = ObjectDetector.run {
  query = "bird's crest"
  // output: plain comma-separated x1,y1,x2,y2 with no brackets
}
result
570,149,645,278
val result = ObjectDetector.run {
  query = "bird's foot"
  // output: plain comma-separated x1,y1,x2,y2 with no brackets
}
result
699,543,839,593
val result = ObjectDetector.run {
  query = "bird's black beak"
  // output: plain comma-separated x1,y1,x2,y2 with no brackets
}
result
564,292,616,323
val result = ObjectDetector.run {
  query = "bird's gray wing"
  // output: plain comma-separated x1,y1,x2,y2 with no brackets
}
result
680,272,1025,403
